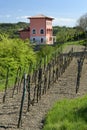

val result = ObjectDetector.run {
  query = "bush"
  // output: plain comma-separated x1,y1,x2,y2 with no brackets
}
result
0,36,36,79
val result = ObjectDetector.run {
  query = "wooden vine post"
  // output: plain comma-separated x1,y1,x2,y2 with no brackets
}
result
27,63,32,112
17,73,27,128
33,69,38,101
12,67,21,97
3,66,9,103
27,74,31,112
37,58,42,102
48,63,51,89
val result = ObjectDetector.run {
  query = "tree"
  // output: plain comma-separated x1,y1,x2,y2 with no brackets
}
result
77,13,87,31
0,35,36,79
77,13,87,46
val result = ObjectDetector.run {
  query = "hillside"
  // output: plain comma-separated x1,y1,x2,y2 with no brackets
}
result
0,22,29,38
0,22,85,43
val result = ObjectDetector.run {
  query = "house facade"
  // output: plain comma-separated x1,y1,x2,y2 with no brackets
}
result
29,14,54,44
19,27,30,40
19,14,56,44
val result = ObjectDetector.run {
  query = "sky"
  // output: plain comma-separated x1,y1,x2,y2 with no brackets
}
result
0,0,87,27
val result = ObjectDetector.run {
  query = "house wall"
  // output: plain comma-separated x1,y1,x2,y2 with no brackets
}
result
30,18,53,44
19,15,54,44
30,36,46,44
46,19,53,44
30,18,46,37
19,31,30,40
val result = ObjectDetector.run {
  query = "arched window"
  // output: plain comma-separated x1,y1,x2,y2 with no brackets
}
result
40,29,44,34
32,29,36,34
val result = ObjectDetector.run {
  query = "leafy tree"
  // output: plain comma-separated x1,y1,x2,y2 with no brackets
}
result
0,35,36,79
77,13,87,31
77,13,87,46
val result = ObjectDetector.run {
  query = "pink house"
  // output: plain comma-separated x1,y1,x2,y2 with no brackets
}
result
19,27,30,40
28,14,55,44
19,14,56,44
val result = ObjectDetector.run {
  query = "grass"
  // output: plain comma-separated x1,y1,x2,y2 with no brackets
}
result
43,95,87,130
65,40,85,45
60,39,86,54
63,39,85,47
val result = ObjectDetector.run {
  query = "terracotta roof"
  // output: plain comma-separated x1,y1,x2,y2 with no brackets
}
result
28,14,54,20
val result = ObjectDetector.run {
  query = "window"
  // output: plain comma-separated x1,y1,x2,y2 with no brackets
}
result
32,29,36,34
41,38,43,43
33,38,35,42
40,29,44,34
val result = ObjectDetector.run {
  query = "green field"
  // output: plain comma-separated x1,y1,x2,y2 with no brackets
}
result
43,95,87,130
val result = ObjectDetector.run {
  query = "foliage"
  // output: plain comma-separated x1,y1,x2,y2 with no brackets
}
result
0,35,36,79
77,12,87,31
37,45,54,60
36,44,62,68
76,12,87,47
0,22,85,43
53,26,85,43
65,40,87,48
0,22,29,38
43,95,87,130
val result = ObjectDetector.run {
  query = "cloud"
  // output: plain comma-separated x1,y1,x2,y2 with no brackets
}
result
53,17,76,27
16,16,76,26
20,16,30,19
16,15,29,20
15,15,29,22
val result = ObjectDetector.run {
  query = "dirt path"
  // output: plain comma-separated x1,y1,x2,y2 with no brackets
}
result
0,45,87,130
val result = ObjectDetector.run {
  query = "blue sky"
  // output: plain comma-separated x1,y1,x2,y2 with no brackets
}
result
0,0,87,27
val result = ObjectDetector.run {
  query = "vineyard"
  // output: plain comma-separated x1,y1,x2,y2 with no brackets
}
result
0,44,87,130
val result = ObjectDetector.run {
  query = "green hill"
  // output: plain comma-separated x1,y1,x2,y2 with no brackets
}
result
0,22,29,38
0,22,85,43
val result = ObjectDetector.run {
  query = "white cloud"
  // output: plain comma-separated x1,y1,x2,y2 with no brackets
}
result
16,16,20,20
15,15,29,22
16,16,76,26
20,16,30,19
53,17,76,27
16,15,29,19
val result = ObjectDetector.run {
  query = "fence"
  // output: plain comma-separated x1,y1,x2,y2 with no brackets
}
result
17,48,73,127
0,48,74,128
76,47,86,93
